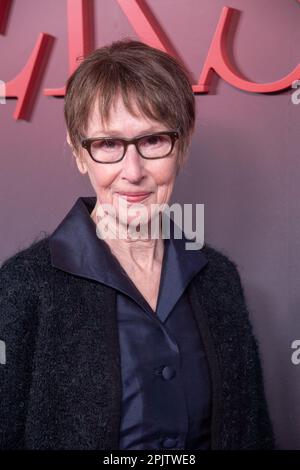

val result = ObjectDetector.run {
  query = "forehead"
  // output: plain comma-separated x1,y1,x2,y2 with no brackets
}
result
86,94,167,137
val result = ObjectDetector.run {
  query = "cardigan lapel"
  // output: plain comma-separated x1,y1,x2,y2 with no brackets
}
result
187,270,226,450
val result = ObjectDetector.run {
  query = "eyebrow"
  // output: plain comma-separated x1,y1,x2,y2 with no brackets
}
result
89,126,167,138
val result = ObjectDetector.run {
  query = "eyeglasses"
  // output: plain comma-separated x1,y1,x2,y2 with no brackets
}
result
81,130,179,163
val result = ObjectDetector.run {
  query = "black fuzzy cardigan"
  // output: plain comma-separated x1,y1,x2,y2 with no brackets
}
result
0,237,275,449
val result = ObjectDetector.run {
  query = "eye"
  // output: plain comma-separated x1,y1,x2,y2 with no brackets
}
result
102,139,118,149
94,139,123,151
142,135,165,146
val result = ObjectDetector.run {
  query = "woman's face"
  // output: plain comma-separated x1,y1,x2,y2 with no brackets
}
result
70,95,180,231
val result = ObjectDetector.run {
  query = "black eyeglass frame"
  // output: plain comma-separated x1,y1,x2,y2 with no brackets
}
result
80,130,179,163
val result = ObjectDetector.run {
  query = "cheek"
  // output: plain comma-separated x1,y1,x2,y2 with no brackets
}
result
87,164,118,194
153,159,178,186
152,161,177,205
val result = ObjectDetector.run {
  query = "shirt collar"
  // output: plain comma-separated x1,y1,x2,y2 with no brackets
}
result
49,196,208,316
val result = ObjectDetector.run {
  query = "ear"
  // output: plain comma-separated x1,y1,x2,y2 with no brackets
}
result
66,131,75,154
66,132,88,174
75,155,88,175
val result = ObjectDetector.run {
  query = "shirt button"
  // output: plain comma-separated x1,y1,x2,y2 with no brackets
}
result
162,437,178,449
161,366,176,380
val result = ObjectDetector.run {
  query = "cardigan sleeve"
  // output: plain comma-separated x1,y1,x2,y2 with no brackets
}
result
0,252,39,449
226,261,277,449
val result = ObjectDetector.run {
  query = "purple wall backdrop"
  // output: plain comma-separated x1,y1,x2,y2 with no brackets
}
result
0,0,299,449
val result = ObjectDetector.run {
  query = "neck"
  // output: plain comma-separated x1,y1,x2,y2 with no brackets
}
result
90,206,164,272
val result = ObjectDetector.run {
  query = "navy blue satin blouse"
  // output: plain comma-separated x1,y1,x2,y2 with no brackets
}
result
49,197,212,450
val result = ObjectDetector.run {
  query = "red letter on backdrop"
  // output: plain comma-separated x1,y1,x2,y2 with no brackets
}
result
0,0,10,34
116,0,177,56
195,6,300,93
0,0,53,119
44,0,93,96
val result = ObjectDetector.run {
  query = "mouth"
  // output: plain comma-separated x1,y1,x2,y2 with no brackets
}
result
116,192,152,203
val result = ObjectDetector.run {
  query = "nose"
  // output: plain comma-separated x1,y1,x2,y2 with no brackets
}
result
121,142,145,183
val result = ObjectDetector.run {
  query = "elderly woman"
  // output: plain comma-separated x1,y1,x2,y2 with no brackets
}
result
0,39,275,450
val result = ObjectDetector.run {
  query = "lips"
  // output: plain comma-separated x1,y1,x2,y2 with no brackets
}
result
116,192,152,203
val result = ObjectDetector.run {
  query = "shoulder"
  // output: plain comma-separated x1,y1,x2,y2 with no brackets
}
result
200,243,243,289
0,235,51,327
192,243,249,325
0,233,52,277
192,244,257,351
